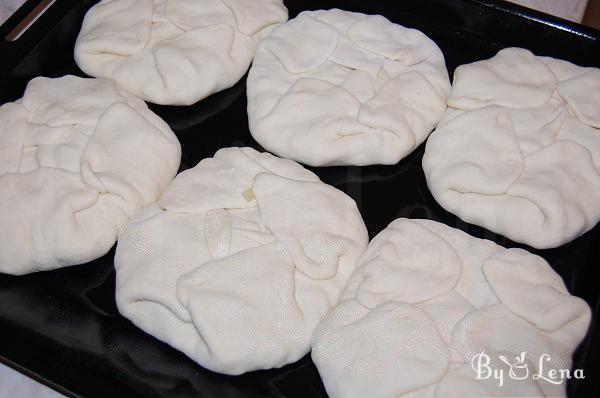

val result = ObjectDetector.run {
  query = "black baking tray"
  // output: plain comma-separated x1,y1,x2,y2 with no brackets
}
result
0,0,599,397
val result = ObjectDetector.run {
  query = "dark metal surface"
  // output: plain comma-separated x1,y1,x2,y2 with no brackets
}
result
0,0,599,397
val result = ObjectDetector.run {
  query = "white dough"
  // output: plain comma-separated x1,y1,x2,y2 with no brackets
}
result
247,9,451,166
114,147,368,375
74,0,288,105
312,218,591,398
0,75,181,275
423,48,600,248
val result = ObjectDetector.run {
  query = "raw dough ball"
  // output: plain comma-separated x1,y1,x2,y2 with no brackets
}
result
0,75,181,275
115,147,368,375
74,0,288,105
247,9,451,166
423,48,600,248
312,218,590,398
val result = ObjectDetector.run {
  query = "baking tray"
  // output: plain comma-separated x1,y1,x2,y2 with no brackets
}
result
0,0,599,397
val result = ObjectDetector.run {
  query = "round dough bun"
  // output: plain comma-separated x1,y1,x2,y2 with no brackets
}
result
247,9,451,167
74,0,288,105
0,75,181,275
115,147,368,375
423,48,600,249
312,218,591,398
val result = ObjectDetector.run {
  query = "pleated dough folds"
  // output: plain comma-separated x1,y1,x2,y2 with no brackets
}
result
312,218,590,398
423,48,600,248
115,147,368,374
0,75,181,275
75,0,288,105
247,9,451,166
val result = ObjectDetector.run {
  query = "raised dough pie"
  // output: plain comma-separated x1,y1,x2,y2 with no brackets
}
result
75,0,288,105
312,218,591,398
0,75,181,275
423,48,600,249
247,9,451,166
115,147,368,375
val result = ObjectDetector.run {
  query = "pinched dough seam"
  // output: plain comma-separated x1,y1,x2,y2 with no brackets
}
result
321,220,587,397
405,220,469,303
89,4,253,74
7,110,128,217
257,71,434,148
217,0,283,37
354,220,465,306
122,206,319,348
259,16,443,120
441,99,599,231
13,118,163,219
445,139,599,231
118,215,216,356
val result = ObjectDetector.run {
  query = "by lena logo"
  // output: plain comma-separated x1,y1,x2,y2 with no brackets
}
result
470,351,584,387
